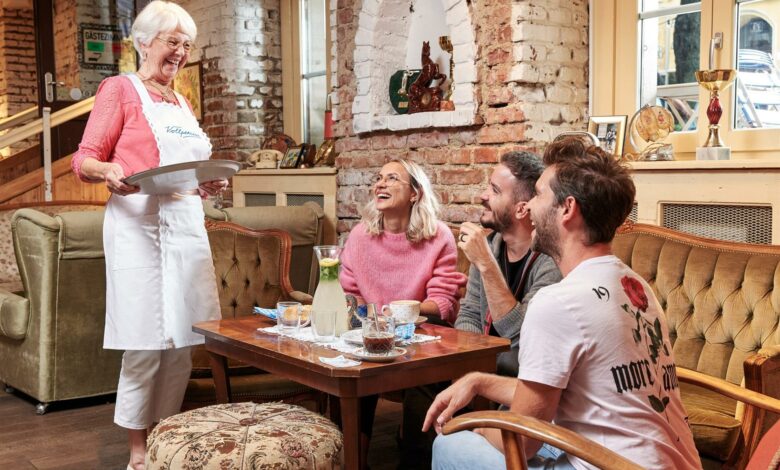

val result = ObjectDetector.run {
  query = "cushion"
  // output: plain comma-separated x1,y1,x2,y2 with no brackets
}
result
681,382,742,462
146,402,342,469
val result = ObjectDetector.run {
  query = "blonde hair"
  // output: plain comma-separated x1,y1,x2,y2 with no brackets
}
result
361,160,440,243
132,1,197,59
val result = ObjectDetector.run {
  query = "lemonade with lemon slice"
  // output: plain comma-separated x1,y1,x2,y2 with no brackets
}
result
311,246,350,338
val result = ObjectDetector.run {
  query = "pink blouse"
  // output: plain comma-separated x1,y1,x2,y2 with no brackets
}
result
71,75,193,182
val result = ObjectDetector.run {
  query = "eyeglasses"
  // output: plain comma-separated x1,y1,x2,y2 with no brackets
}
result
156,36,195,52
371,173,411,187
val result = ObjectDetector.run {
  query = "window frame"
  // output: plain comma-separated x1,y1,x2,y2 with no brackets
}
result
280,0,330,144
593,0,780,159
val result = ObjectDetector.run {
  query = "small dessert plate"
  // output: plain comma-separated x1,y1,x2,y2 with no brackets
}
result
351,347,407,363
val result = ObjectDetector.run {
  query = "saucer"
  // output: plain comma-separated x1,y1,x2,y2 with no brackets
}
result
352,347,407,363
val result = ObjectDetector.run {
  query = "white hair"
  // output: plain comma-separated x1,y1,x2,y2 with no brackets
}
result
361,159,441,243
132,1,197,58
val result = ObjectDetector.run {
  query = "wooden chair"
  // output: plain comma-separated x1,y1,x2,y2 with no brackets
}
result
442,411,643,470
677,367,780,470
442,367,780,470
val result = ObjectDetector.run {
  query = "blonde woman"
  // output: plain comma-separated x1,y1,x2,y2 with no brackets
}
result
339,160,466,467
340,159,466,322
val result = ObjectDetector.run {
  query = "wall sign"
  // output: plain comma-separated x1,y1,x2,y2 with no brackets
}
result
79,23,122,71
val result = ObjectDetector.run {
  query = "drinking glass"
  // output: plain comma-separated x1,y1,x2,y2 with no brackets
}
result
277,301,303,334
362,315,395,354
313,309,337,342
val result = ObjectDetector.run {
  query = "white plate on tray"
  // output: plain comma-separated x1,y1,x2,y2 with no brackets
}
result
351,347,407,363
124,160,242,195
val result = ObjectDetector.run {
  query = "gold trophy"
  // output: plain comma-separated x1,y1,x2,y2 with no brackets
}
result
438,35,455,110
694,69,736,160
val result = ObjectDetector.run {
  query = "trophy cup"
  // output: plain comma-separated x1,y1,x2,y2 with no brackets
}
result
694,69,736,160
438,35,455,111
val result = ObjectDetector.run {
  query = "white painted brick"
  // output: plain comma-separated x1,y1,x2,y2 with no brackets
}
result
353,95,371,114
362,0,380,17
249,99,263,108
450,22,473,46
248,70,267,82
452,109,476,126
330,91,340,106
559,66,583,83
523,123,552,142
539,64,559,83
354,62,371,79
358,11,377,30
451,84,474,106
542,104,562,123
353,116,371,134
453,43,476,63
513,22,557,43
444,0,462,11
561,105,582,123
445,9,466,28
546,47,572,63
514,85,546,103
371,116,388,131
513,3,547,21
354,27,373,47
546,84,573,103
332,106,340,121
509,63,539,83
432,112,453,128
513,43,547,62
387,115,410,131
560,27,580,45
548,8,572,24
572,46,588,64
356,77,371,96
409,112,433,129
453,62,477,83
354,45,372,63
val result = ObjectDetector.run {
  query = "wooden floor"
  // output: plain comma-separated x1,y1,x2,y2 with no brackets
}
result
0,389,405,470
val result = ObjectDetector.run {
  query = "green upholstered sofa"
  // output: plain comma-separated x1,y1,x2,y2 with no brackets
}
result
203,201,325,294
0,206,121,414
613,223,780,469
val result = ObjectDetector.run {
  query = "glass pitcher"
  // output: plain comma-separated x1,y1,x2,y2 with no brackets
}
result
312,245,350,339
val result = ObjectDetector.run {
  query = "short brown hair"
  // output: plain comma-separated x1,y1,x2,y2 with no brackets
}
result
500,151,544,202
542,138,635,244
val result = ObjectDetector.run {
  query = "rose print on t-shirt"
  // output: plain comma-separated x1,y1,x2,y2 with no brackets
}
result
614,275,678,416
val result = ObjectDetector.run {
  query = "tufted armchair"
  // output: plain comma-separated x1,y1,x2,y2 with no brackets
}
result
613,223,780,469
183,220,325,412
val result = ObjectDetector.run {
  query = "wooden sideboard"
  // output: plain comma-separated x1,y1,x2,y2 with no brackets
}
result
232,167,338,244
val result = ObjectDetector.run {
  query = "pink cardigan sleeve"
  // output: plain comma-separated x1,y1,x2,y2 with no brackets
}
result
71,77,126,182
424,227,467,322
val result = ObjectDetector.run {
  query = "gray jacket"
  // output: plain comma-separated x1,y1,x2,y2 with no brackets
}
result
454,233,561,375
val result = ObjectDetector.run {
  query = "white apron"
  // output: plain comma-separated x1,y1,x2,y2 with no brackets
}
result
103,74,220,350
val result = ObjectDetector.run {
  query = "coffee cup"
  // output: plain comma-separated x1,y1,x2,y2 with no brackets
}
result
382,300,421,324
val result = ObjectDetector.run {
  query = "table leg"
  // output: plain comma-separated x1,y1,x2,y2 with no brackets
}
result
340,396,361,470
208,351,231,404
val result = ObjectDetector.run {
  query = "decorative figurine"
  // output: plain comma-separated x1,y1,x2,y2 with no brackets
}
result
408,41,447,114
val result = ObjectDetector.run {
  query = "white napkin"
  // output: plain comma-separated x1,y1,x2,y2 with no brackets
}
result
319,355,361,367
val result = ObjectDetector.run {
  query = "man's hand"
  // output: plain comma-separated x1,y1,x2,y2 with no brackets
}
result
457,222,494,272
199,178,229,196
102,163,139,196
423,373,481,434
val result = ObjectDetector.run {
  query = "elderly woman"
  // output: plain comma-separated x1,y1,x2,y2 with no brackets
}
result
339,159,466,467
70,2,224,469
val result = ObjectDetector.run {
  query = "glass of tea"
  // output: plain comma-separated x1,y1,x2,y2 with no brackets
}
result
362,315,395,354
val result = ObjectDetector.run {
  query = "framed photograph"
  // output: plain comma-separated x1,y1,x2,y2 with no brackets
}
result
280,145,303,168
588,115,627,157
173,61,203,121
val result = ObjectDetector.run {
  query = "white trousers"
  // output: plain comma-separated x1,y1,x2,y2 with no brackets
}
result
114,348,192,429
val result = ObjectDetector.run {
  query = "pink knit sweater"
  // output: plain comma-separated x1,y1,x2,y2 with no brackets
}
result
339,221,467,322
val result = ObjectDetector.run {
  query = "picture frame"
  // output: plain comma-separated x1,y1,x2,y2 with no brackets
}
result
173,61,203,121
280,145,303,168
587,115,627,158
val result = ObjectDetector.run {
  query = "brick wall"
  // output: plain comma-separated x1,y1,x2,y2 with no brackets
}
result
0,3,38,156
176,0,284,162
331,0,589,234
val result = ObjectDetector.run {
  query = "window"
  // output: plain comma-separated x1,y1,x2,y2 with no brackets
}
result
281,0,329,146
593,0,780,158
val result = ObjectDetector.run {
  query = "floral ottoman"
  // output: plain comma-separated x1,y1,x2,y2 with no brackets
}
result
146,402,343,469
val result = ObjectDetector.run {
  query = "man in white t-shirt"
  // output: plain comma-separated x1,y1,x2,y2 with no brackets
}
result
423,138,701,470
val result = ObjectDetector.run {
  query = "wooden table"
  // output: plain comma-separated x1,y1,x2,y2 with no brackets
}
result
193,317,510,470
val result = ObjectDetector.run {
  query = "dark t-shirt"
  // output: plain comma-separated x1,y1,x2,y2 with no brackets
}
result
490,243,530,336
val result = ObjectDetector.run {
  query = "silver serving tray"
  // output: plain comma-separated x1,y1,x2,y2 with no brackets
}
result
124,160,242,195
